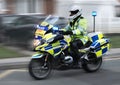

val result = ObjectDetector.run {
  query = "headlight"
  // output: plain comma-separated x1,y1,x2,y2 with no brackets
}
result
33,39,46,47
33,39,41,47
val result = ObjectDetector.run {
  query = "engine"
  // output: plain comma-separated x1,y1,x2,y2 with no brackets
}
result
64,56,73,64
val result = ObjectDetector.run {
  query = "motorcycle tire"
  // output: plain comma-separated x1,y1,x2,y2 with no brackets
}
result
29,58,52,80
82,57,102,72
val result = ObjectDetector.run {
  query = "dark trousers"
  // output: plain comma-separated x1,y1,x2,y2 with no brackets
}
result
70,39,84,64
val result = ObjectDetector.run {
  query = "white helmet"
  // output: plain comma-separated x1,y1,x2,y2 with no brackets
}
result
69,5,82,21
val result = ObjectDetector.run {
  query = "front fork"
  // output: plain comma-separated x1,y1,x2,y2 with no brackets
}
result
43,54,49,67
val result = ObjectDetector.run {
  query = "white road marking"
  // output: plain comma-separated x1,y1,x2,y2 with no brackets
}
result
0,69,26,80
104,57,120,61
0,70,14,80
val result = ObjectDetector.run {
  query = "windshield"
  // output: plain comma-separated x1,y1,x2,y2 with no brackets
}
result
43,15,59,25
36,15,67,30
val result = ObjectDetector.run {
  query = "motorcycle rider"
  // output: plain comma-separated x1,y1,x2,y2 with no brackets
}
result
60,5,89,66
33,6,89,66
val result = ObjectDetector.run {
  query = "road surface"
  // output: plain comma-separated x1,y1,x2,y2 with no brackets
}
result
0,57,120,85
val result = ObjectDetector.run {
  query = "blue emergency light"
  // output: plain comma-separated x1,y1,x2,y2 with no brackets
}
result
92,11,97,16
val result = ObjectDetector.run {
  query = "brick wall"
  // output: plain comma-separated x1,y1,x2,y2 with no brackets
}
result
44,0,55,14
6,0,15,14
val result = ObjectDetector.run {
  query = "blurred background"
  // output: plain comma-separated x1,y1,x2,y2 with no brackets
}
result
0,0,120,32
0,0,120,58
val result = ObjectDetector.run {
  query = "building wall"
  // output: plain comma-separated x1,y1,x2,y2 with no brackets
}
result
0,0,6,14
15,0,44,14
55,0,120,33
15,0,28,14
0,0,119,33
0,0,45,14
5,0,16,14
44,0,55,14
36,0,44,13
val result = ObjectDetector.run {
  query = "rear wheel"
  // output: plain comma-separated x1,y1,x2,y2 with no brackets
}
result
29,58,52,80
82,55,102,72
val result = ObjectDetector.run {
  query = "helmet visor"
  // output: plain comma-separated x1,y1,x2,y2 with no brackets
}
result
70,10,79,16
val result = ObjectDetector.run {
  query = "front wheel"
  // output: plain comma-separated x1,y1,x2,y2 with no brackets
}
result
29,58,52,80
82,57,102,72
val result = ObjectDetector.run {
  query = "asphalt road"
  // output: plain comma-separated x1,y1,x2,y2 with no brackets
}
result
0,58,120,85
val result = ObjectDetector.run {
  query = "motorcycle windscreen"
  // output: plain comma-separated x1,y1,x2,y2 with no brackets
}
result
90,38,110,57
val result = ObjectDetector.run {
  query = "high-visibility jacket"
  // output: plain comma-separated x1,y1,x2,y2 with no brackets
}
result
65,17,89,45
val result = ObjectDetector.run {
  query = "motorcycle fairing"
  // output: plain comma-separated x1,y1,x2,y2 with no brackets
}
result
32,53,43,59
35,21,54,40
35,40,68,57
34,33,69,57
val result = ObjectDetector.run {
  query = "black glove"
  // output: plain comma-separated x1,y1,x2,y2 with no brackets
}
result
59,30,73,35
45,29,52,34
64,31,73,35
50,34,64,44
59,30,64,34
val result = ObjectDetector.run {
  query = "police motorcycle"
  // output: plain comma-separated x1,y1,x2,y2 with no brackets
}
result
28,15,110,80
